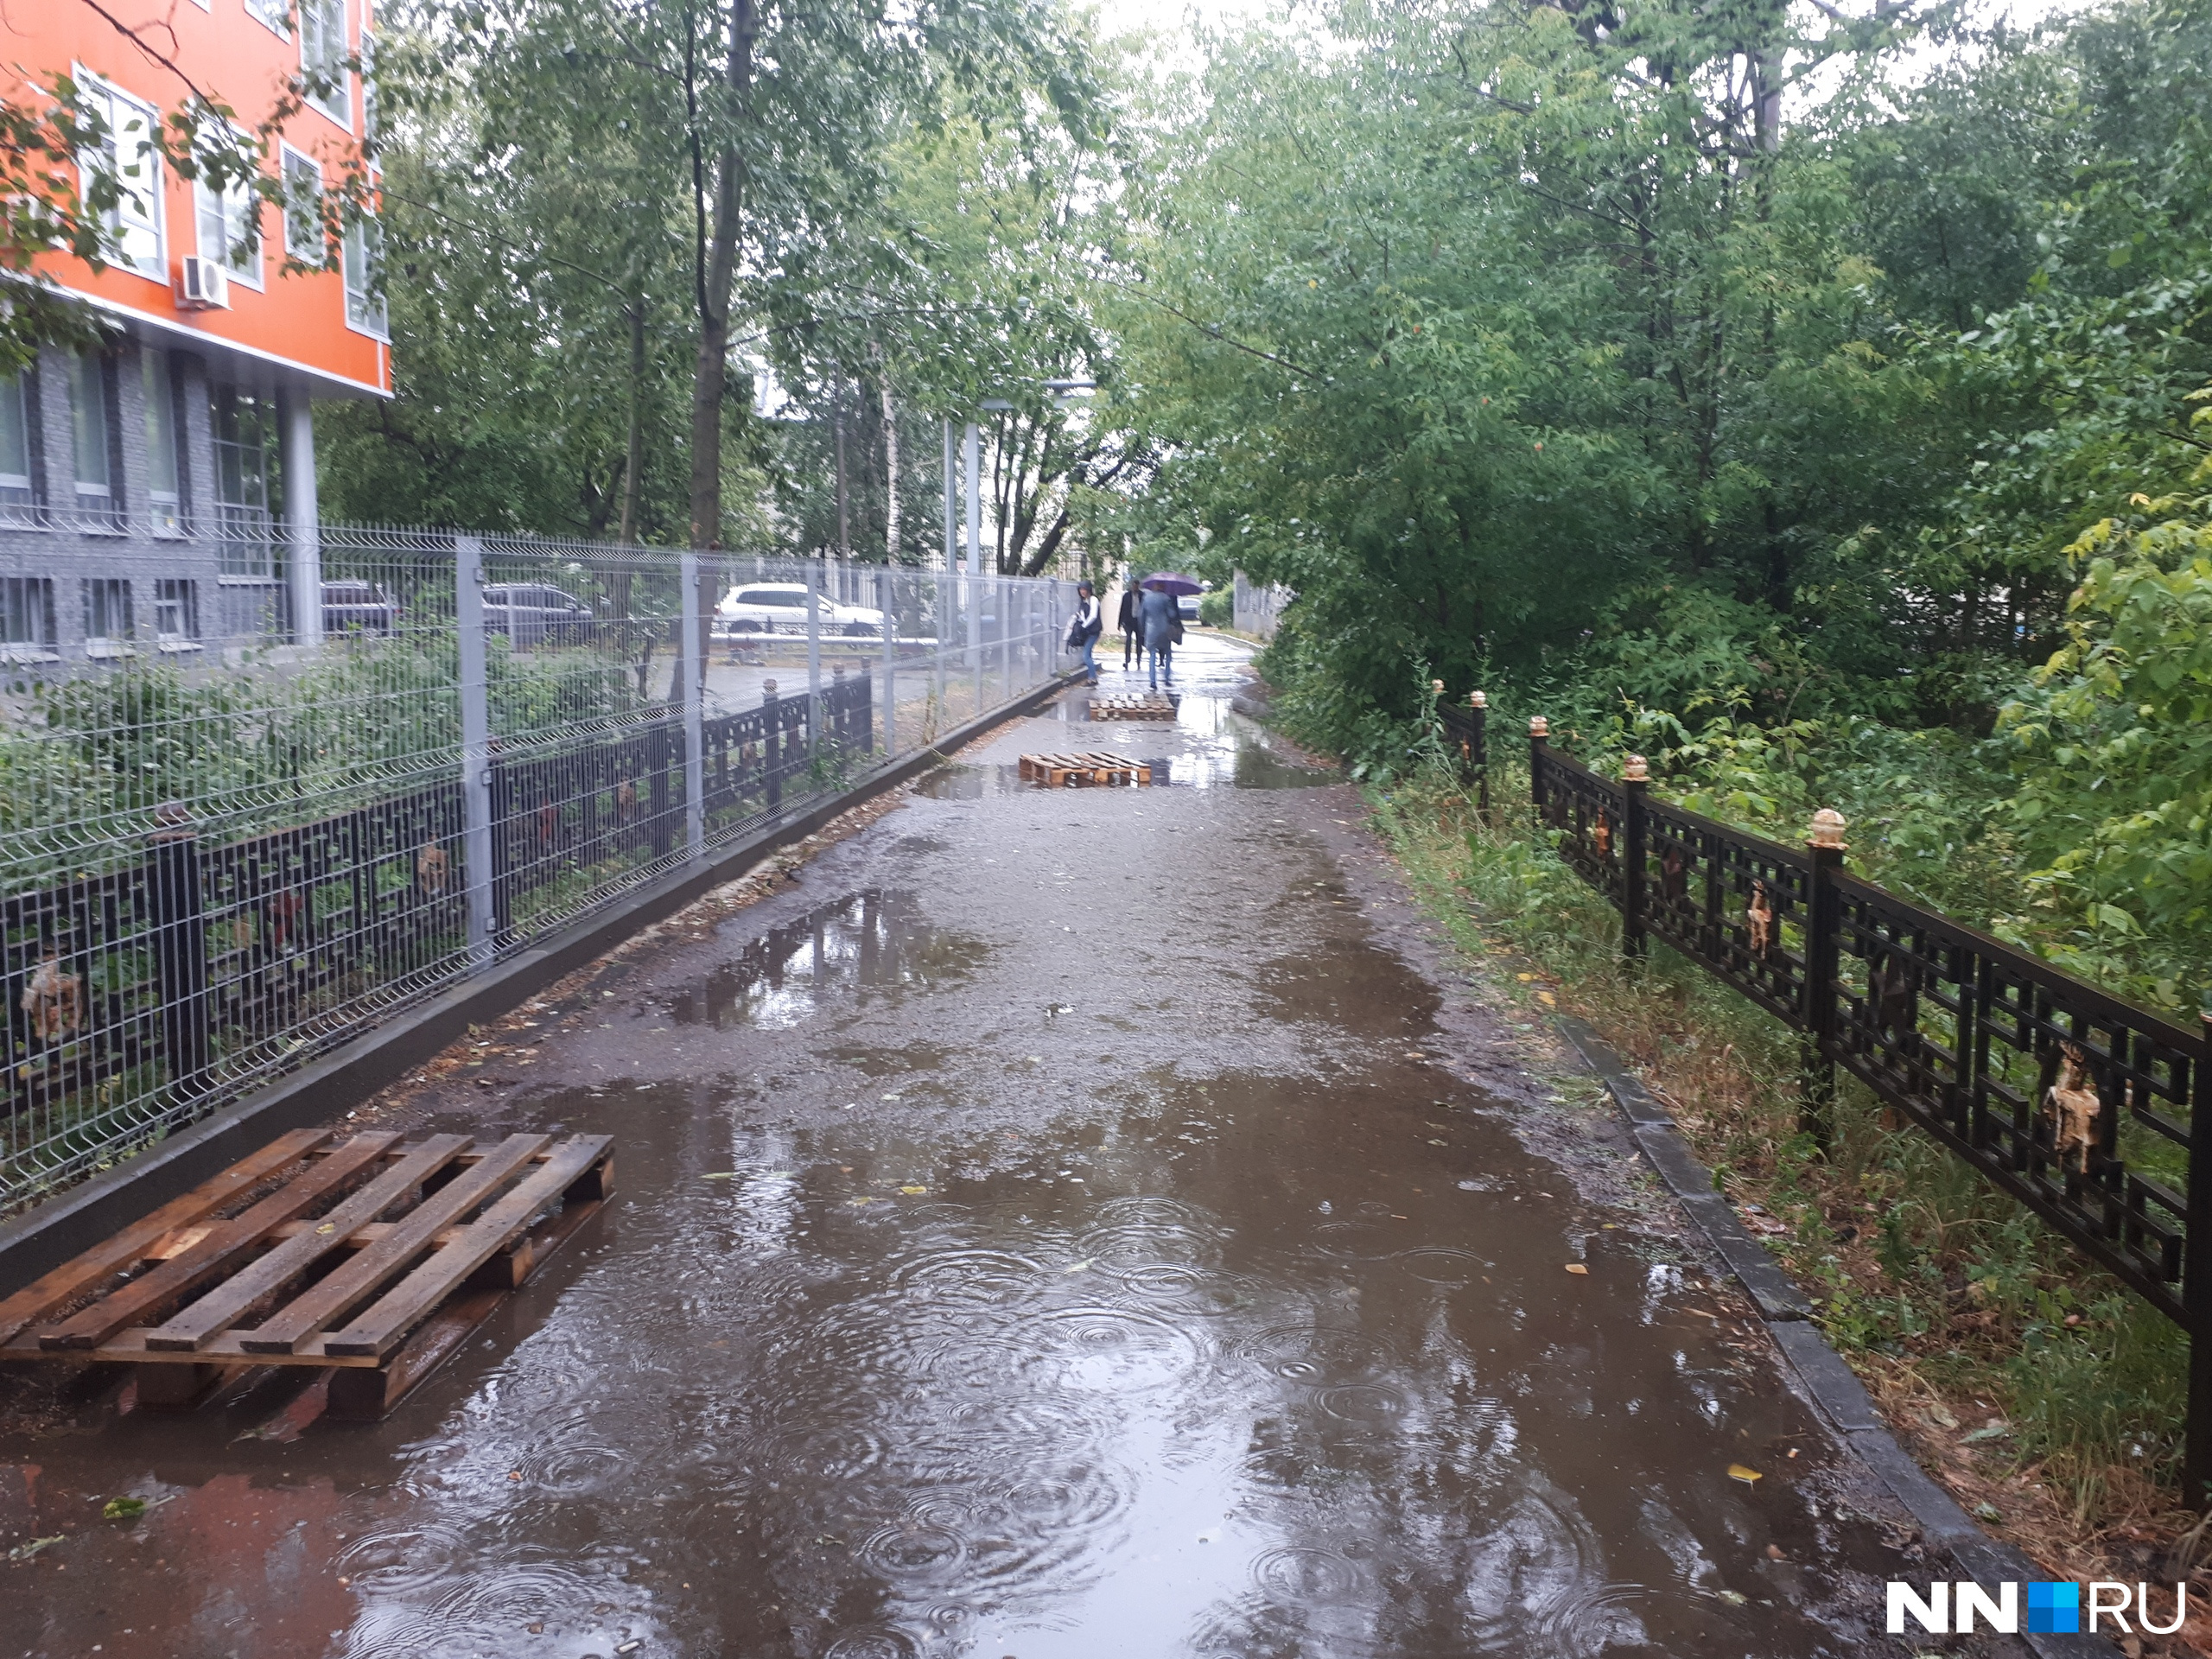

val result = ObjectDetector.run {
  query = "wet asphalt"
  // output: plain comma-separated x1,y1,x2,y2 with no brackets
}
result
0,632,1998,1657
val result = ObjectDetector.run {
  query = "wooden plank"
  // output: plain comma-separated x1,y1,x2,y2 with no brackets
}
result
327,1185,611,1419
0,1129,332,1347
239,1134,551,1355
143,1136,475,1352
324,1138,610,1358
1,1326,382,1367
37,1135,399,1351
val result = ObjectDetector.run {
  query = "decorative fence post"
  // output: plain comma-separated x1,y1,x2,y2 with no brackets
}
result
488,748,514,938
1529,716,1549,824
857,663,874,755
1801,806,1847,1147
1621,754,1649,963
2188,1014,2212,1510
647,715,673,861
831,664,848,752
762,679,783,811
1471,690,1489,821
148,802,210,1096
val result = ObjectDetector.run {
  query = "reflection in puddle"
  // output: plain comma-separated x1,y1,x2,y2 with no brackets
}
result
668,889,990,1027
917,742,1327,798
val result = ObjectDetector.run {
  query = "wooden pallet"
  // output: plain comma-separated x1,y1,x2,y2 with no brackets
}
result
0,1128,613,1419
1089,695,1176,720
1019,751,1156,787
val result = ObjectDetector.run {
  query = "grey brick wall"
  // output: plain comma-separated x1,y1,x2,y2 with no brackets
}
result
2,343,256,659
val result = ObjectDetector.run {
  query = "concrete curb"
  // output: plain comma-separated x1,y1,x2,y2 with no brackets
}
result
1554,1014,2117,1658
0,671,1082,1298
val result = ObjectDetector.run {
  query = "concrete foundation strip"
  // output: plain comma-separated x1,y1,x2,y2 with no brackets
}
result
0,671,1085,1300
1554,1014,2118,1658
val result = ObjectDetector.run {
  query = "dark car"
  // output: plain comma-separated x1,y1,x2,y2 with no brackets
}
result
483,583,595,646
321,580,399,636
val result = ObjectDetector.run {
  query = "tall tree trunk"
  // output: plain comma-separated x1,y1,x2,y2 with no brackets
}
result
619,295,645,547
686,0,756,550
880,380,899,562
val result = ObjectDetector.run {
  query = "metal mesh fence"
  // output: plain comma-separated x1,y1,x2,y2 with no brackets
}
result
0,518,1073,1212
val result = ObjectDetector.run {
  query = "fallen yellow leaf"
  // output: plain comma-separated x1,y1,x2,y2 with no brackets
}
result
1727,1464,1762,1484
1516,973,1535,982
1537,991,1558,1007
1564,1263,1589,1275
899,1185,928,1195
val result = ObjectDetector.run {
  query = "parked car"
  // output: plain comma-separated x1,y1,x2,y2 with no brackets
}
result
321,580,399,636
482,583,595,645
1177,592,1203,625
718,582,885,638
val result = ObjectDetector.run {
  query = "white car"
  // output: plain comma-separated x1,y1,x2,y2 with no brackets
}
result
717,582,886,638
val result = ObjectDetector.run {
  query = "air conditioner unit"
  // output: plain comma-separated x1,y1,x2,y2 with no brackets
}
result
176,256,230,311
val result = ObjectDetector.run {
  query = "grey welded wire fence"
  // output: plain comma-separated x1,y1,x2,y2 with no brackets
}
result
1441,708,2212,1505
0,518,1073,1215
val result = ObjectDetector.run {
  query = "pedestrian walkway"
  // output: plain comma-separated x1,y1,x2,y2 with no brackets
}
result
0,629,2001,1657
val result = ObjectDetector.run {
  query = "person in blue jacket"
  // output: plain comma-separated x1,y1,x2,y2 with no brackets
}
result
1137,580,1180,690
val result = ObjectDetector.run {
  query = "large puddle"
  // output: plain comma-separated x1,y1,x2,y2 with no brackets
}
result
0,664,1918,1656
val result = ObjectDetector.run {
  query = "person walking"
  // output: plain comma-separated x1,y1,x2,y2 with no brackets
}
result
1116,578,1143,672
1066,581,1103,686
1138,578,1179,690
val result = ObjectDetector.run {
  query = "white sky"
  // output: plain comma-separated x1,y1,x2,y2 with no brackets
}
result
1083,0,2096,72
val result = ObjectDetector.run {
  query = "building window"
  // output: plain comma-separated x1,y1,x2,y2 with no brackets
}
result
301,0,350,126
0,579,57,661
156,578,200,649
143,348,184,535
245,0,288,36
212,385,278,579
0,369,36,525
76,74,164,280
83,577,134,656
70,351,124,530
344,216,387,337
195,169,264,288
360,32,378,153
283,149,325,265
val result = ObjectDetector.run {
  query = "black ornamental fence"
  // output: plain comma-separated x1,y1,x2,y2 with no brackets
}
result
1450,706,2212,1504
1,673,874,1203
0,522,1074,1214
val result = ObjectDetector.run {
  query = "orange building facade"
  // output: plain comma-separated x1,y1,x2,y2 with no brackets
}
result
1,0,386,658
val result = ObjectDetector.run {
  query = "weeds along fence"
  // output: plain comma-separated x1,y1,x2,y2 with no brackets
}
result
0,518,1073,1214
1440,696,2212,1504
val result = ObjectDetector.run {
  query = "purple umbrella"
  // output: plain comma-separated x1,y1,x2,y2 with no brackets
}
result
1141,573,1204,596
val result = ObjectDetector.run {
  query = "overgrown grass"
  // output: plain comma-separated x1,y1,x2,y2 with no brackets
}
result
1368,757,2195,1560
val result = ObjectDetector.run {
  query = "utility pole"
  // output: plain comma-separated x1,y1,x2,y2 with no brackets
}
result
963,421,981,575
834,396,849,561
941,419,956,572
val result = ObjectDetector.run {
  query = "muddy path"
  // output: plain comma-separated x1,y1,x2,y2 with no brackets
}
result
0,634,1994,1657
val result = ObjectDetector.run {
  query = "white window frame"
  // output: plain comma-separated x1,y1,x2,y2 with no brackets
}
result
300,0,353,131
359,30,378,151
155,578,202,652
142,347,184,537
195,154,266,290
245,0,289,40
0,371,33,511
73,70,165,282
82,576,137,659
282,144,326,266
343,213,388,340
